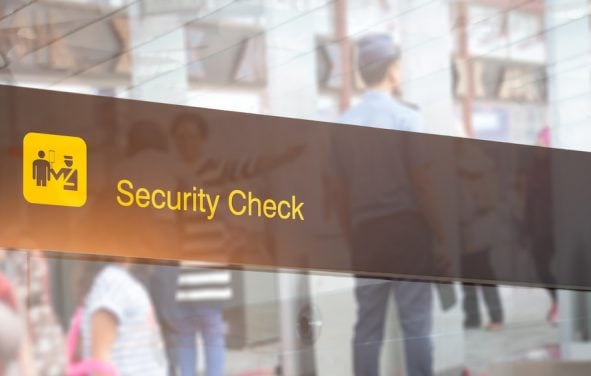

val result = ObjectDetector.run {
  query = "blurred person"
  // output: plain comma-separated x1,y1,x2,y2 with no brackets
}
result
519,127,558,324
155,113,232,376
108,120,181,374
1,248,66,375
72,255,167,375
160,112,307,376
152,113,304,376
456,142,504,330
331,33,449,376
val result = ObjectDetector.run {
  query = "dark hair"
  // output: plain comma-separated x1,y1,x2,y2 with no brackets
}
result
126,120,168,157
170,112,209,139
358,57,397,87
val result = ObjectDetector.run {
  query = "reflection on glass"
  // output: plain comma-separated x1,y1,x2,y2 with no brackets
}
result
3,250,591,375
457,142,504,331
2,1,591,375
331,33,445,376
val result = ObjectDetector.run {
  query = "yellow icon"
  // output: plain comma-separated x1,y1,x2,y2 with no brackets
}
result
23,132,87,207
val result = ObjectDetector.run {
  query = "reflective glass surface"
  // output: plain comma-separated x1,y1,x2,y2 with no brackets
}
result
2,1,591,375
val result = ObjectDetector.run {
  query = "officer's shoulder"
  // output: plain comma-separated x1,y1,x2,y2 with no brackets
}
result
396,99,420,112
390,99,421,121
391,99,424,131
338,104,365,126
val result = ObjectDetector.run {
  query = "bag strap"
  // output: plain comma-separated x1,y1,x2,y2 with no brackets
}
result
66,307,118,376
66,307,83,364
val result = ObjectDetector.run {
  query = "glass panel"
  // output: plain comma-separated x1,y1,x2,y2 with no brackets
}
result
3,250,591,375
2,1,591,376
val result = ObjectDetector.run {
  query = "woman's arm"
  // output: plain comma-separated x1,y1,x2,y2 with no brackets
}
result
90,309,117,375
18,335,36,376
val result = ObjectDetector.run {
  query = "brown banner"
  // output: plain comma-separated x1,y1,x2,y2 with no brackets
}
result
1,84,589,289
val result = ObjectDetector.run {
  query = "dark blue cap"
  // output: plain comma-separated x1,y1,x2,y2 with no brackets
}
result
357,33,399,68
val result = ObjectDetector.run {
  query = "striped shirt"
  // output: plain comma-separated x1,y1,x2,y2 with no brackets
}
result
176,160,239,303
82,265,167,375
175,146,304,303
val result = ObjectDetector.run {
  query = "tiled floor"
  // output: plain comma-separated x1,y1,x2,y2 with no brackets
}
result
462,286,561,375
204,286,581,375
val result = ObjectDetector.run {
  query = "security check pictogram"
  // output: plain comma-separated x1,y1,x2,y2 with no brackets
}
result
23,132,87,207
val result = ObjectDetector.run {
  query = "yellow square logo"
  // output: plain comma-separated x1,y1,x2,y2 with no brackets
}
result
23,132,87,207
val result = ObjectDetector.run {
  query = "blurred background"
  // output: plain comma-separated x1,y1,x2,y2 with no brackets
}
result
2,1,591,375
0,0,577,146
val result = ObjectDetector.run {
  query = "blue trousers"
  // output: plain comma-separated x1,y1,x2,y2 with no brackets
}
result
353,279,433,376
164,303,226,376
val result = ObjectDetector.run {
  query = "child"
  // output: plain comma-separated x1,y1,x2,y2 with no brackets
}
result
75,258,167,376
